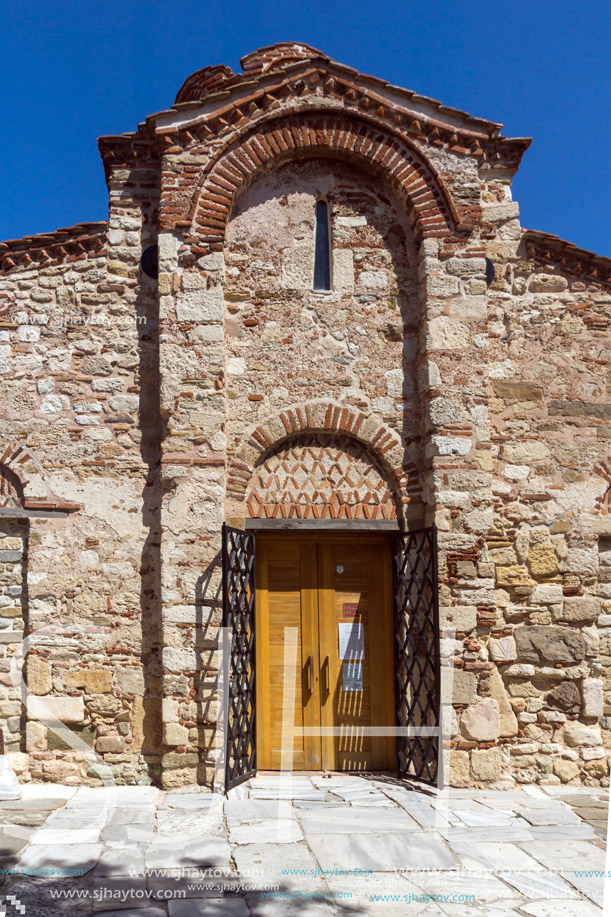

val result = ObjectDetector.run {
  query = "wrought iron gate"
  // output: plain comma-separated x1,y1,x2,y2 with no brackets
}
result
222,524,256,790
394,525,442,786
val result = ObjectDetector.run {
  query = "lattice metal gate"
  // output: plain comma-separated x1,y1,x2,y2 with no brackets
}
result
222,523,256,790
394,525,442,787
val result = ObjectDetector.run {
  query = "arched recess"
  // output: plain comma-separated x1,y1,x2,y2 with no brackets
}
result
227,402,423,527
188,110,460,245
0,463,25,508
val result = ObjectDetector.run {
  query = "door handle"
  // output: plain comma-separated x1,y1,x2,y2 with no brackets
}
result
322,656,330,694
306,655,313,694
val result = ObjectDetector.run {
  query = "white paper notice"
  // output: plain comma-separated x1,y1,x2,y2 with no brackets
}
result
338,622,364,660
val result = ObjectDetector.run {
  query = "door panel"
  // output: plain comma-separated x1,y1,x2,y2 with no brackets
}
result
256,540,321,769
318,541,395,771
256,534,395,772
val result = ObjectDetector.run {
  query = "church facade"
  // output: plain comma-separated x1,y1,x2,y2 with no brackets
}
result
1,43,610,790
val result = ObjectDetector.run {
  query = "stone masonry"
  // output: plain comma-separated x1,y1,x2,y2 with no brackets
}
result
0,42,610,790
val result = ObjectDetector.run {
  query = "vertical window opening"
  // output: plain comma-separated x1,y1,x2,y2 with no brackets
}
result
313,200,331,290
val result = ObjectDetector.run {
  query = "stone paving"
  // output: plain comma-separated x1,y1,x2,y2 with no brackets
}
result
0,776,608,915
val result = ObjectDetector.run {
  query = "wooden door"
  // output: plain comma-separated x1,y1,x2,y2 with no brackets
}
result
255,533,395,772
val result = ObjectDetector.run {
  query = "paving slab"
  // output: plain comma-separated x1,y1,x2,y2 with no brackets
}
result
519,838,606,871
154,808,226,838
101,824,156,847
158,793,218,809
233,842,325,890
298,805,419,834
169,899,250,916
96,909,166,917
452,807,517,827
519,902,603,916
144,836,231,870
246,896,338,916
306,830,457,871
528,823,597,840
437,902,527,917
446,839,546,872
225,798,291,822
501,871,579,899
229,818,304,844
90,876,150,911
560,870,605,906
414,872,521,902
514,806,581,825
440,824,534,843
94,846,146,876
17,842,103,872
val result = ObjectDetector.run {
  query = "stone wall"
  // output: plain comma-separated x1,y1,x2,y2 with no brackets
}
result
0,42,610,789
0,160,163,785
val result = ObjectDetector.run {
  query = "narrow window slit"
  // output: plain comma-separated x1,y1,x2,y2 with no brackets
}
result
313,200,331,290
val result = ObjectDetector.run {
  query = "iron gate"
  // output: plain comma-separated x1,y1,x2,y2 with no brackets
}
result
394,525,442,786
222,523,256,790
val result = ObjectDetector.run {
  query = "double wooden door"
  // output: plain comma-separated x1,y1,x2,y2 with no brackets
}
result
255,533,395,771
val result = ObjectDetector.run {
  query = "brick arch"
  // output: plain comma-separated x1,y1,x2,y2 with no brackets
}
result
227,401,422,524
189,111,459,246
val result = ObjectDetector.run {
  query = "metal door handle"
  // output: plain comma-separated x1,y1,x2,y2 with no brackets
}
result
323,656,329,693
306,655,313,694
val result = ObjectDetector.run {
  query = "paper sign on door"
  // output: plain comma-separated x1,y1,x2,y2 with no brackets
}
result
338,622,364,660
343,661,363,691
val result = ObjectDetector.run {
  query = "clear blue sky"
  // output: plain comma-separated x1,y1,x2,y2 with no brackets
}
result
2,0,610,254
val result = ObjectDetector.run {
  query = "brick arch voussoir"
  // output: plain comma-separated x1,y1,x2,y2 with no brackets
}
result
189,111,458,245
226,402,422,520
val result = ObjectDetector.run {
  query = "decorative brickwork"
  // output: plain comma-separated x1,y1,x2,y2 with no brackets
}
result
247,434,398,520
187,113,458,243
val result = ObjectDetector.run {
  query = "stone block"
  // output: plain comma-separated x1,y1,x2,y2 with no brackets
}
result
503,441,550,463
478,668,519,737
163,723,189,746
175,287,223,322
563,721,602,747
460,697,500,741
514,625,585,665
530,585,563,605
529,273,568,293
582,678,604,718
496,566,537,587
552,758,580,782
492,381,543,401
427,316,470,351
161,752,199,768
63,669,112,694
555,596,601,624
28,695,85,725
527,544,560,577
443,669,477,705
488,636,517,663
27,655,51,695
440,605,477,632
26,721,47,752
114,666,145,695
547,682,580,713
96,735,124,754
449,749,470,787
470,747,501,782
